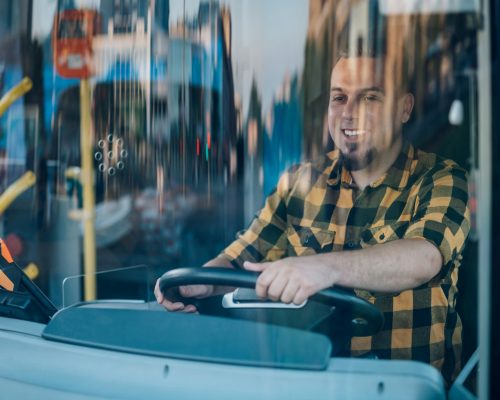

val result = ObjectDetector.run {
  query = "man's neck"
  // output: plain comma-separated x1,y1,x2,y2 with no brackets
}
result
350,138,403,190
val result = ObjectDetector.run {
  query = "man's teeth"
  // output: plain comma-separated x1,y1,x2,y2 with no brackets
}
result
344,130,365,137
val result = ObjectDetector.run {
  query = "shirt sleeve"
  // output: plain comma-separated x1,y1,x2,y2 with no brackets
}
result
219,168,295,268
404,161,470,279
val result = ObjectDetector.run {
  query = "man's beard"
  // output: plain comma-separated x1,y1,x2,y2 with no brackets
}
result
340,143,376,171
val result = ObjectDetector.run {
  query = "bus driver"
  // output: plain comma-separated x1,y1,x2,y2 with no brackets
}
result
155,50,470,385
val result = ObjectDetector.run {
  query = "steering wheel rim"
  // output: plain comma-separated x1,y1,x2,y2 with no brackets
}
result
159,267,384,336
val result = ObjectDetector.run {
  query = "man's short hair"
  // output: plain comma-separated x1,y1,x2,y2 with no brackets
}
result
334,20,413,94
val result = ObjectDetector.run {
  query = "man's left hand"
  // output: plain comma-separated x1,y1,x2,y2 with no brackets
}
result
243,257,336,305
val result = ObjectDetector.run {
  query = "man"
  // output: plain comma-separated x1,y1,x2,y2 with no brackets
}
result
155,53,470,385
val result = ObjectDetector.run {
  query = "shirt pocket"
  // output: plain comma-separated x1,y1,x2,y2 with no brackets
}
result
360,221,409,248
287,225,335,256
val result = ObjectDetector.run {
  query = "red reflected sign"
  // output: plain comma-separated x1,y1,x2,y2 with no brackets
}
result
52,9,101,79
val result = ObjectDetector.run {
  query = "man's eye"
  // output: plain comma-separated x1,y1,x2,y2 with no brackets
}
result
363,95,381,102
330,95,346,103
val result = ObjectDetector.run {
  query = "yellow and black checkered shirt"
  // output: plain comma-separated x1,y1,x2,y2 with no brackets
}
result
221,142,470,384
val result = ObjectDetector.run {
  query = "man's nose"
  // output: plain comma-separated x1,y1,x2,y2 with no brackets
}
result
342,99,358,120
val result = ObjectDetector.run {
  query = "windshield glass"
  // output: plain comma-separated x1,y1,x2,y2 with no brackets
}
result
0,0,491,396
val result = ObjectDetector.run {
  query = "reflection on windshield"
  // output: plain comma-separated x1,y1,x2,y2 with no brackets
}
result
62,264,152,308
0,2,479,291
0,0,480,385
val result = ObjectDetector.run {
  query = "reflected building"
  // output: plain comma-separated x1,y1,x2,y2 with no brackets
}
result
154,1,240,267
243,78,263,223
42,0,240,284
263,72,302,197
154,0,170,33
302,0,477,164
47,0,237,191
151,1,237,188
99,0,149,34
301,0,348,160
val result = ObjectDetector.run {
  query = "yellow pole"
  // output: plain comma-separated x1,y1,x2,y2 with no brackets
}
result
80,79,96,301
0,171,36,214
0,78,35,213
0,78,32,117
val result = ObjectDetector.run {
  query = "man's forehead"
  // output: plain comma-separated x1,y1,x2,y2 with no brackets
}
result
330,56,385,89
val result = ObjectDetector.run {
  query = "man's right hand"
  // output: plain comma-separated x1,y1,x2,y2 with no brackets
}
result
154,278,214,312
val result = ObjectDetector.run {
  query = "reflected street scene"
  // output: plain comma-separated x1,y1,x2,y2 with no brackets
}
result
0,0,496,398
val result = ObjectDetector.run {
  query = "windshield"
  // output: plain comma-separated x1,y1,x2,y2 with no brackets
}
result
0,0,494,397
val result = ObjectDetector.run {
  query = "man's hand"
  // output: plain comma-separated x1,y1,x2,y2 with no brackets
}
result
154,279,214,312
154,257,235,312
243,256,337,305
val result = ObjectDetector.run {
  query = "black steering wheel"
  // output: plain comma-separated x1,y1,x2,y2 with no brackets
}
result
159,267,384,337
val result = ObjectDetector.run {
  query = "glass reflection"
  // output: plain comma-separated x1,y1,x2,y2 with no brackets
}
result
0,0,484,392
0,2,479,369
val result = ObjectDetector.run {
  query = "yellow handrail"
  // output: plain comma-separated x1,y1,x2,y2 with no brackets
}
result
80,79,96,301
0,77,35,214
0,77,33,117
0,171,36,214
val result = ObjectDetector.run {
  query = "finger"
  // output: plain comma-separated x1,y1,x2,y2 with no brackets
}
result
154,279,164,303
243,261,268,272
255,267,279,298
164,302,198,313
179,284,210,298
168,301,185,311
266,272,289,302
292,288,310,306
280,279,301,304
157,298,185,311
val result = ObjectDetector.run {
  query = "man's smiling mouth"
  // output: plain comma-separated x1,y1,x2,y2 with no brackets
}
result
343,129,368,137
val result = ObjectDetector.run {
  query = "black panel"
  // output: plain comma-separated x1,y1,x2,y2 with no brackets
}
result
43,306,332,371
0,256,57,324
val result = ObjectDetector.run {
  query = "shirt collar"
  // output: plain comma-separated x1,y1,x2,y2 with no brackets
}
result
325,141,415,190
371,141,414,190
325,150,342,186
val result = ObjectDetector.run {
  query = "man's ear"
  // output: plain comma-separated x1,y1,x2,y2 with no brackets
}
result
400,93,414,123
399,93,415,124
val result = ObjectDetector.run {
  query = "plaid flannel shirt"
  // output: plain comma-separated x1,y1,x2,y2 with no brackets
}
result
220,142,470,384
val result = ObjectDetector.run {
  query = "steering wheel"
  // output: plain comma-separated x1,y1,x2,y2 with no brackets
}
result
159,267,383,337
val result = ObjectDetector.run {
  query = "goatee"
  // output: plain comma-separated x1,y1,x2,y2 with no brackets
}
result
340,146,375,171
